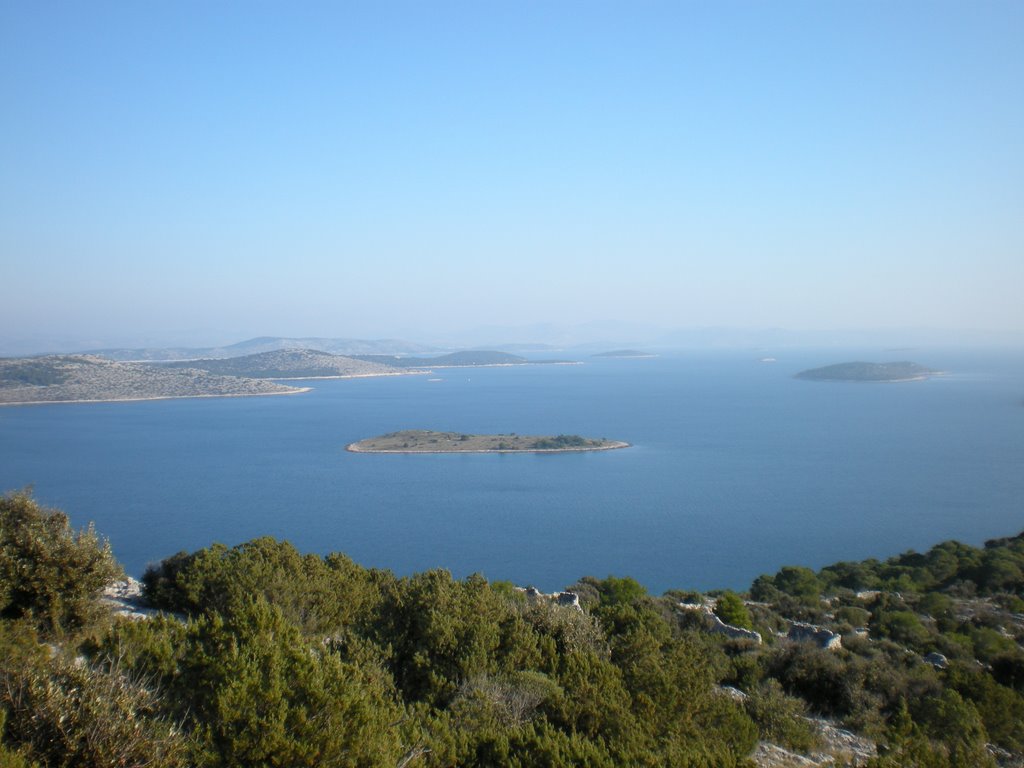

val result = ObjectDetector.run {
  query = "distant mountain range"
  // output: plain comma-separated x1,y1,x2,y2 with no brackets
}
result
6,325,1021,361
85,336,441,362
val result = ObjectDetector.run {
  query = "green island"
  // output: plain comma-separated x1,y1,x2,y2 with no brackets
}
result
347,429,629,453
796,361,941,382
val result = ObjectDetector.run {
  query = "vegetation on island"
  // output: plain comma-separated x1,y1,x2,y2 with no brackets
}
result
348,430,627,453
0,355,303,405
158,349,402,379
353,351,563,368
0,346,573,405
796,361,939,382
3,489,1024,767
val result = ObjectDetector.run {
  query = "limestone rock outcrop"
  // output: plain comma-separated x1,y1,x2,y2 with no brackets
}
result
516,586,583,612
787,622,842,650
678,602,763,644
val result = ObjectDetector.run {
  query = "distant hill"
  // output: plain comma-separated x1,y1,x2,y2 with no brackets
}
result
491,343,562,352
796,361,939,382
156,349,404,379
354,350,535,368
0,355,303,405
88,336,439,362
592,349,657,358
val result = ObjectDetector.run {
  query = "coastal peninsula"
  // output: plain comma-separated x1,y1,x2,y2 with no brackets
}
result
156,349,412,380
795,361,940,382
347,430,629,453
0,355,307,405
0,344,575,407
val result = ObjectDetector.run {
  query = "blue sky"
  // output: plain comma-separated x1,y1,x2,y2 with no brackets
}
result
1,1,1022,349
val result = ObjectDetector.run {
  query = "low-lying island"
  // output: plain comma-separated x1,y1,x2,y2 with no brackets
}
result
347,429,629,453
795,361,941,383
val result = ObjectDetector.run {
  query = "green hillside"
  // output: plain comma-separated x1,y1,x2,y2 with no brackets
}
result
2,491,1022,767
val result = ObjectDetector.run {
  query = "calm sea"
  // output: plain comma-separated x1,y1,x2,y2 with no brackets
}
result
1,348,1022,593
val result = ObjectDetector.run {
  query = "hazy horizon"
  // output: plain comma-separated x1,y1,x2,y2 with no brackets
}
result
3,3,1022,349
3,322,1023,359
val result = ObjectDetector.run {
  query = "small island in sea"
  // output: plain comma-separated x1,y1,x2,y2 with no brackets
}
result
795,361,940,382
347,429,629,453
591,349,657,359
353,350,577,367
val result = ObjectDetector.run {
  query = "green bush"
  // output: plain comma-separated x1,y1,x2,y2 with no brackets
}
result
595,575,647,607
0,491,121,637
0,718,36,768
111,596,409,767
0,651,186,768
744,679,819,751
834,605,871,628
870,609,932,649
5,497,1024,768
714,591,752,629
142,537,376,636
773,566,824,600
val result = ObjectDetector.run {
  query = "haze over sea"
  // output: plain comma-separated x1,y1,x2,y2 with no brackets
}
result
1,348,1022,594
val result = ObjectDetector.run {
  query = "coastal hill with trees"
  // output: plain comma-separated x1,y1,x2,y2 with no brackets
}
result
2,490,1023,767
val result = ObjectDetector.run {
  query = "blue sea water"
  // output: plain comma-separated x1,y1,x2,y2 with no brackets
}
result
1,348,1022,594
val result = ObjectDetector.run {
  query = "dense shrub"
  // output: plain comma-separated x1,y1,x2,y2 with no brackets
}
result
5,495,1024,768
714,591,752,629
142,537,376,636
744,679,819,751
0,652,186,768
106,597,409,767
0,491,121,637
594,575,648,607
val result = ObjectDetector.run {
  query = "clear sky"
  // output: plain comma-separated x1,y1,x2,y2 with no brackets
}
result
2,1,1022,349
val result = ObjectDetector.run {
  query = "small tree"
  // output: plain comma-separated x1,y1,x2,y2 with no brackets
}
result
773,566,823,600
597,575,647,606
714,591,752,629
0,491,121,637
